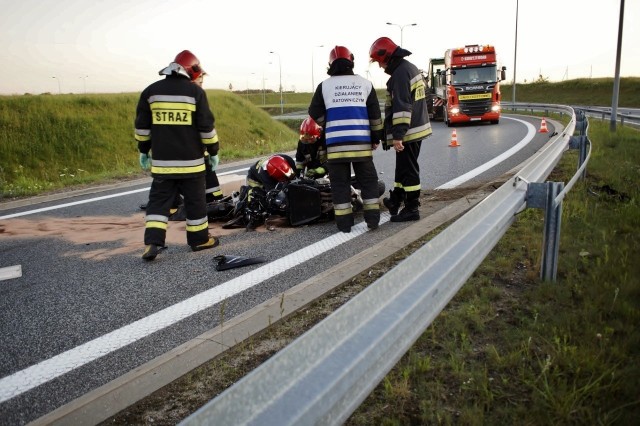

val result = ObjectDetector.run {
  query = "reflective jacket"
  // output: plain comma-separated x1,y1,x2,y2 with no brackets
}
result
295,134,327,174
383,58,432,144
135,73,219,178
308,74,383,163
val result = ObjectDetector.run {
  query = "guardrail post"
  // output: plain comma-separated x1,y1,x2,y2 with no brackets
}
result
526,182,565,282
569,135,588,180
570,110,588,179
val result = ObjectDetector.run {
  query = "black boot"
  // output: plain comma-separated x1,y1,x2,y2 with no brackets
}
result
336,213,354,233
382,188,405,216
390,195,420,222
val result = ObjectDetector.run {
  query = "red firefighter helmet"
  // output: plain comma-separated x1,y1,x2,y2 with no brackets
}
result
369,37,398,66
174,50,204,81
329,46,354,66
299,117,322,143
265,155,294,182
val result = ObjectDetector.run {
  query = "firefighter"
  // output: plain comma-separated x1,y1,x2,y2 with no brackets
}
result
223,154,297,230
246,154,296,193
135,50,220,261
139,72,222,215
308,45,383,233
369,37,433,222
296,116,327,179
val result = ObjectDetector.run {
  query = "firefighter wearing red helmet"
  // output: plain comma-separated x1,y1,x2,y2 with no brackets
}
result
308,45,384,233
299,116,322,141
135,50,220,260
296,116,327,179
369,37,432,222
173,50,205,81
248,154,296,190
224,154,296,230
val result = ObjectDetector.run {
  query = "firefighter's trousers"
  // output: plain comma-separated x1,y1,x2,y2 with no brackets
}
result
393,139,422,205
328,160,380,231
144,175,209,247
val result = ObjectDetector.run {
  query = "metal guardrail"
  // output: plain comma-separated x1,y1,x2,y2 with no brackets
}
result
504,102,640,127
181,106,589,425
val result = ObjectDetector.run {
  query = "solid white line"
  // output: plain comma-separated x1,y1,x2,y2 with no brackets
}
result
0,168,248,220
0,213,390,404
0,265,22,282
435,117,537,189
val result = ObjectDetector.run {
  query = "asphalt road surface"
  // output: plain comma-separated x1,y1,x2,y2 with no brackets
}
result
0,114,556,424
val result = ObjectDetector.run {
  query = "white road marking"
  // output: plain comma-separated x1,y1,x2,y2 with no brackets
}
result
0,213,390,403
0,265,22,281
436,117,537,189
0,168,248,220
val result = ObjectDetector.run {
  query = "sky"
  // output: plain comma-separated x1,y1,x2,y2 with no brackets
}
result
0,0,638,96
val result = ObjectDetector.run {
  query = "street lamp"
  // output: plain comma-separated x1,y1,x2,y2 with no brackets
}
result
512,0,519,108
246,72,255,99
386,22,417,46
269,51,283,114
311,44,324,92
51,76,61,94
262,76,267,105
80,75,88,94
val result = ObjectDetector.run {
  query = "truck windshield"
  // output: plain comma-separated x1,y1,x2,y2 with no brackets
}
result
451,66,497,85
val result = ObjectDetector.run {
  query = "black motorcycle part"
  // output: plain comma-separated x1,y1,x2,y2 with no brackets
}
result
286,183,323,226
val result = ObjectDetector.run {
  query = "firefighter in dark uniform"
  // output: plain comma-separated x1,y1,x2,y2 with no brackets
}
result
138,71,223,215
296,116,327,178
369,37,433,222
246,154,296,193
223,154,296,230
135,50,220,261
308,46,383,233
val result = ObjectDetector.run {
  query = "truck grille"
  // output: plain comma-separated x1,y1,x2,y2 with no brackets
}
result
460,99,491,116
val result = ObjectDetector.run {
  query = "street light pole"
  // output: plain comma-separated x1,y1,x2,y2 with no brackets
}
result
80,75,88,94
386,22,417,46
269,51,283,114
512,0,519,108
51,76,61,94
610,0,625,132
311,44,324,92
247,72,255,99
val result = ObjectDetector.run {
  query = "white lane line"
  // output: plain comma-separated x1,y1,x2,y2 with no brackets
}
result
0,213,390,404
0,168,248,220
435,117,537,189
0,265,22,281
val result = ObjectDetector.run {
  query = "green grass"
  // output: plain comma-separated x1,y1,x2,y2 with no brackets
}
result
345,122,640,424
0,90,299,199
501,77,640,107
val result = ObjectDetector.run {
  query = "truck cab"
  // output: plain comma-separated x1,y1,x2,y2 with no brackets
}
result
428,45,507,126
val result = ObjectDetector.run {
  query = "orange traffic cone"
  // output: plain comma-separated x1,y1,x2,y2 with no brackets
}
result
539,117,549,133
449,129,460,147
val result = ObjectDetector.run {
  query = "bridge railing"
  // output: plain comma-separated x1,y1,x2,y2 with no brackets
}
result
181,105,591,426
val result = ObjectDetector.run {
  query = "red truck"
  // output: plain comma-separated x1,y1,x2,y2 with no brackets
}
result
426,44,506,126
